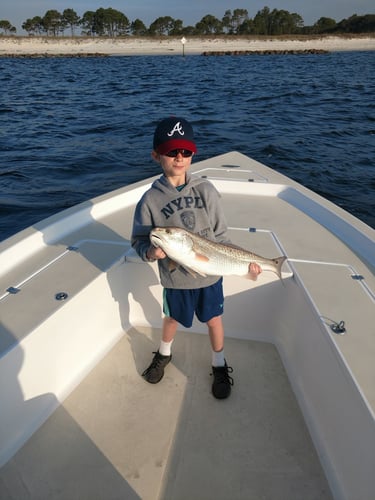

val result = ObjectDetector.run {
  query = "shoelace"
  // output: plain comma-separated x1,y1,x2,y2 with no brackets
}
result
142,351,167,376
212,365,234,386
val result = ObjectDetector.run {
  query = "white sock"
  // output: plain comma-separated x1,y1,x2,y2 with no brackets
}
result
159,340,173,356
212,349,225,367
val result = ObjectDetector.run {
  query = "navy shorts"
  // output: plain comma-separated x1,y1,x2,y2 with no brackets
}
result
163,278,224,328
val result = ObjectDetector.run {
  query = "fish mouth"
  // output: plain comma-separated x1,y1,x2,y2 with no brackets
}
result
150,233,162,247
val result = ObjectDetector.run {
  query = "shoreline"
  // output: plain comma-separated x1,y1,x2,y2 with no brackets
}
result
0,35,374,56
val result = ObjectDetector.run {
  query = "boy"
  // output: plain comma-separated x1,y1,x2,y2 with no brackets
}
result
131,117,261,399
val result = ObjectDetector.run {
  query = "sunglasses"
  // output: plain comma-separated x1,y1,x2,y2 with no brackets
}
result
164,149,194,158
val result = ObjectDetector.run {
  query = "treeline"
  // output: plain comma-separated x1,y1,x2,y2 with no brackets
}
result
0,7,374,36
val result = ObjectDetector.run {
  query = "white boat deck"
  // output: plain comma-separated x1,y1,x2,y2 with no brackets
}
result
0,328,332,500
0,152,374,499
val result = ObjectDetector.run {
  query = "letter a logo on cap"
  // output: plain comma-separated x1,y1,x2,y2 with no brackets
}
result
167,121,184,137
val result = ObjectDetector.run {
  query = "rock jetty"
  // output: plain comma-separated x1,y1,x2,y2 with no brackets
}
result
202,49,328,56
0,52,108,58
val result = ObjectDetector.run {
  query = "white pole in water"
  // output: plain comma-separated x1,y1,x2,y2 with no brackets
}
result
181,37,186,57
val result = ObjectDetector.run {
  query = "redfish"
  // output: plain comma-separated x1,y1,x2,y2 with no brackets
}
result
150,227,286,280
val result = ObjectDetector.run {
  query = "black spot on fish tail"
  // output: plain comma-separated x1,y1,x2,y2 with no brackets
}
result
272,256,287,281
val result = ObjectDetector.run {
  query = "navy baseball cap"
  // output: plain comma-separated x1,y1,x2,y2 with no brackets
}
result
153,117,197,155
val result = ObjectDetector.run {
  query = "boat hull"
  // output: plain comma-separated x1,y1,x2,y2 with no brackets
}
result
1,152,374,499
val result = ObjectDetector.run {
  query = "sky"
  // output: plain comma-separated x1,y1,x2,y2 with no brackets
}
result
1,0,374,34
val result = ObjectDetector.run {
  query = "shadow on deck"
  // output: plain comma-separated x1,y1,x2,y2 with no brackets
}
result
0,328,332,500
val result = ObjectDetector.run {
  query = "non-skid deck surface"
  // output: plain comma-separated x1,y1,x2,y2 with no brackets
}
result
0,328,332,500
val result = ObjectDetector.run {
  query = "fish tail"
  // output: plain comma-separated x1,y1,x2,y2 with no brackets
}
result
272,256,287,280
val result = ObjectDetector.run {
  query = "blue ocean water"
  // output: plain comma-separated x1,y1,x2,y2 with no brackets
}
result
1,51,374,241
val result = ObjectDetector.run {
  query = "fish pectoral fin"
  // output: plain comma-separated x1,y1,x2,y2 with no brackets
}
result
167,259,207,278
194,253,210,262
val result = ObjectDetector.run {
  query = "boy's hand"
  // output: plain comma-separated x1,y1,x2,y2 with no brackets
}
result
249,262,262,281
146,245,166,260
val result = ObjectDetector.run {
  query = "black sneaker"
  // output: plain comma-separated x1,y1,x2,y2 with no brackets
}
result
211,362,234,399
142,351,172,384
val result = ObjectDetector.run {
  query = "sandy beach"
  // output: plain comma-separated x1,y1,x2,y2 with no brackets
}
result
0,35,374,56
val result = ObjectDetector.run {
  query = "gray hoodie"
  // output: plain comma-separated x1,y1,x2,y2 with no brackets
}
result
131,173,230,289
